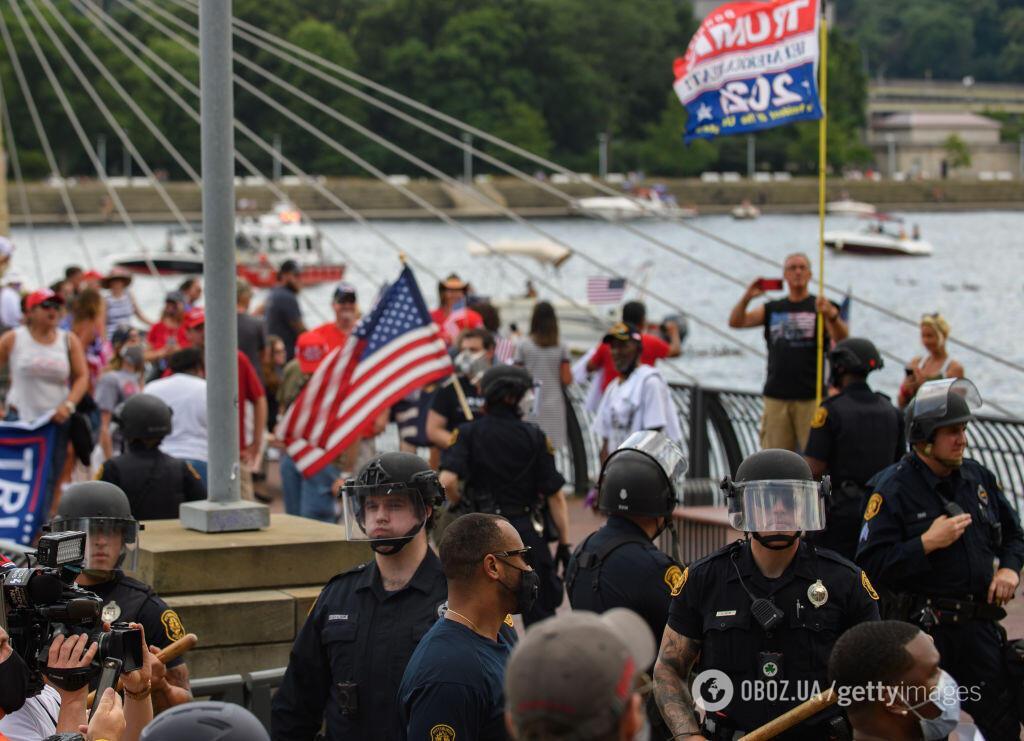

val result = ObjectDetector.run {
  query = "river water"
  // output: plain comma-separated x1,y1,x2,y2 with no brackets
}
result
10,210,1024,415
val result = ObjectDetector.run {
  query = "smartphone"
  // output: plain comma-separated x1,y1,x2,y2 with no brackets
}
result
757,278,784,291
90,657,123,720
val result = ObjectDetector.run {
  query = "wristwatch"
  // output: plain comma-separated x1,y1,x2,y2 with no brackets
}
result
62,400,76,413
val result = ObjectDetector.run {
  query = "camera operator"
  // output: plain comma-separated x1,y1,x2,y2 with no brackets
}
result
48,483,191,712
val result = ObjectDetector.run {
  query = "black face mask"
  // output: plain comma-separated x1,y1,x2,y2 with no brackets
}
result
752,532,800,550
0,649,31,714
498,560,539,615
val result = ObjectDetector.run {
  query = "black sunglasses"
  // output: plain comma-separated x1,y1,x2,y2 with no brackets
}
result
490,547,532,565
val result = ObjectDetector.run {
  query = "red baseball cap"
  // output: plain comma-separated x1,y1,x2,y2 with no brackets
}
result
82,269,104,282
26,289,65,311
296,330,330,374
184,308,206,330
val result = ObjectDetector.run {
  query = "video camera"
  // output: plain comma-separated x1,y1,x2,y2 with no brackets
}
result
1,531,143,696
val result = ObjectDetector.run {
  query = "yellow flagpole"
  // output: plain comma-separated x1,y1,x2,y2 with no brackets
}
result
814,3,829,407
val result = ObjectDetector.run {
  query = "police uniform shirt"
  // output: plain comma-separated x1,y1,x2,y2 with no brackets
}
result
270,549,448,741
856,454,1024,598
441,407,565,506
399,617,513,741
803,381,905,485
567,516,682,643
86,571,187,669
667,540,879,733
97,448,206,521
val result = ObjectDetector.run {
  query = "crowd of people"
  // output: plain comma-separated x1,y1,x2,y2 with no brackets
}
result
0,234,1020,741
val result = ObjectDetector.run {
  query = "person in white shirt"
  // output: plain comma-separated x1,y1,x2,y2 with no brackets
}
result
0,272,24,331
594,322,681,459
143,346,209,485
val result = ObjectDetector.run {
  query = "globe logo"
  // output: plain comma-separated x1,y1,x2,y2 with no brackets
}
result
692,669,734,713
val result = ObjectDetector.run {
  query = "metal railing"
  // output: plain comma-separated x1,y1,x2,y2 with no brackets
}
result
190,668,285,731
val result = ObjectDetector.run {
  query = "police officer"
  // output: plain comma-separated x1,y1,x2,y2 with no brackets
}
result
271,453,448,741
567,430,685,740
48,482,192,712
439,364,570,626
856,378,1024,740
653,449,879,741
97,393,206,520
804,338,905,559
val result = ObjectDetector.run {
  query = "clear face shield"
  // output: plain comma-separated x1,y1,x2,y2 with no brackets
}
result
339,473,442,553
913,378,982,420
617,430,688,498
722,479,829,533
49,517,140,573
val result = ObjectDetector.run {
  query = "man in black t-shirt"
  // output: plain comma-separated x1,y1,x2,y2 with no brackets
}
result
426,328,493,451
728,252,848,452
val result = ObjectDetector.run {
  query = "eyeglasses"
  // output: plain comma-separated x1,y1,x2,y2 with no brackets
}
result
490,546,531,563
39,301,62,310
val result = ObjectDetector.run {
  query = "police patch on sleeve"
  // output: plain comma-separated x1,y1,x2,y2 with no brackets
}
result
448,429,459,448
863,493,883,521
504,613,515,628
161,609,186,642
810,407,828,429
664,565,687,596
431,723,456,741
860,571,879,600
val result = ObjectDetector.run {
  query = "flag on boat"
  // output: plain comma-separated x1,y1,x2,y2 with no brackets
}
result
673,0,823,142
587,276,627,304
280,265,453,477
0,417,59,545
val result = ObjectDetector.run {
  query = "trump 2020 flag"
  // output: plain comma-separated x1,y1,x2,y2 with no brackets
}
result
0,418,58,545
673,0,822,142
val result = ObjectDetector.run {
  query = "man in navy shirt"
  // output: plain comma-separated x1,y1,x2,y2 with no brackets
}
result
400,513,535,741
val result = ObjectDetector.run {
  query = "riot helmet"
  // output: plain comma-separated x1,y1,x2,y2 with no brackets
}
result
481,364,534,412
597,431,687,519
339,453,444,554
829,337,883,379
113,393,173,442
140,700,269,741
48,481,141,572
905,378,981,444
721,449,829,549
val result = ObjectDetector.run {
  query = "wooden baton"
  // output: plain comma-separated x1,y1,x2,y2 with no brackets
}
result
737,688,838,741
86,633,198,707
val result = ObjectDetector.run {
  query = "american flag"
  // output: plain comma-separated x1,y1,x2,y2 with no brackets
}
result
587,276,627,304
280,266,453,476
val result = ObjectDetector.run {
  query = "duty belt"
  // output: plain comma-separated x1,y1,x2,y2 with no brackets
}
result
912,594,1007,626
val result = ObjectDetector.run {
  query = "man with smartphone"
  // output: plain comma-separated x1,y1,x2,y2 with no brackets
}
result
728,252,848,452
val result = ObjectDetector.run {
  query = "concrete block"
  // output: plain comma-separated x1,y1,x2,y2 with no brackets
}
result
281,586,324,629
187,642,294,679
131,514,371,595
164,590,295,648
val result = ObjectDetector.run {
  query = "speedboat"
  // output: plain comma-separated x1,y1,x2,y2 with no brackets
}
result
571,188,697,221
731,202,761,220
466,239,572,267
825,217,933,257
826,197,876,216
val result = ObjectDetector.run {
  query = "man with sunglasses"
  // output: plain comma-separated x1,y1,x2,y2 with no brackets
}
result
400,513,533,741
271,453,447,741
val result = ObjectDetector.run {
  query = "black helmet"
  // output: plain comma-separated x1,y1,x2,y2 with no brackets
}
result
49,482,141,571
735,448,813,483
481,365,533,404
829,337,883,377
597,432,687,518
340,453,444,554
723,450,828,536
140,700,269,741
905,378,980,444
114,394,173,441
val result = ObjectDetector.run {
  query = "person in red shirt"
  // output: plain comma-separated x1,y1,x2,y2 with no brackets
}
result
313,281,359,350
586,301,681,391
145,290,189,365
183,309,267,500
430,273,483,346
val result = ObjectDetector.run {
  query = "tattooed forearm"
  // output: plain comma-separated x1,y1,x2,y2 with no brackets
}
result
653,627,702,737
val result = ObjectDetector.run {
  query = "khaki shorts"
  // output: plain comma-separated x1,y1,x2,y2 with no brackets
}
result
760,397,818,452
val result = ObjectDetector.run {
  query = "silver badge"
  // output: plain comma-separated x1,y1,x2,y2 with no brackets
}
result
436,600,448,619
807,579,828,608
102,601,121,622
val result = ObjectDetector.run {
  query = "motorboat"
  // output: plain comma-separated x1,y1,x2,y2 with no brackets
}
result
731,201,761,220
825,217,933,257
466,239,572,267
571,187,698,221
111,202,345,287
826,197,876,216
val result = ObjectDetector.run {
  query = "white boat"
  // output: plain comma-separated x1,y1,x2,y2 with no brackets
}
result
731,202,761,220
824,226,933,257
826,198,876,216
467,239,572,267
571,191,698,221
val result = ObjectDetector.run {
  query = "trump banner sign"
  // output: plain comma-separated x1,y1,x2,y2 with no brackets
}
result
673,0,822,142
0,418,57,545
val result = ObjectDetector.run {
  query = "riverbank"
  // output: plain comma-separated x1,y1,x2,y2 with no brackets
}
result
4,176,1023,224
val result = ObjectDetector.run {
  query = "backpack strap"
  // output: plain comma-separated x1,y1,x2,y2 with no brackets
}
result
571,527,653,597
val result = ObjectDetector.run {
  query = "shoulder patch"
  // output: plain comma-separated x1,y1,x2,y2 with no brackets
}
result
431,724,456,741
664,565,687,596
94,463,104,481
448,429,459,447
504,613,515,628
863,493,883,521
861,570,879,600
160,609,186,642
810,406,828,429
545,436,555,455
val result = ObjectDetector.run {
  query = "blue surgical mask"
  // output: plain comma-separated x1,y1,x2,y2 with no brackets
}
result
901,669,961,740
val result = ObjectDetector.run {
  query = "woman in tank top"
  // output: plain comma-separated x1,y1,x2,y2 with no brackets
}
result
0,289,89,512
898,312,964,408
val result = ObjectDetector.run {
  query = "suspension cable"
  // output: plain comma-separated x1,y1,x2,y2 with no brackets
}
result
0,69,43,284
